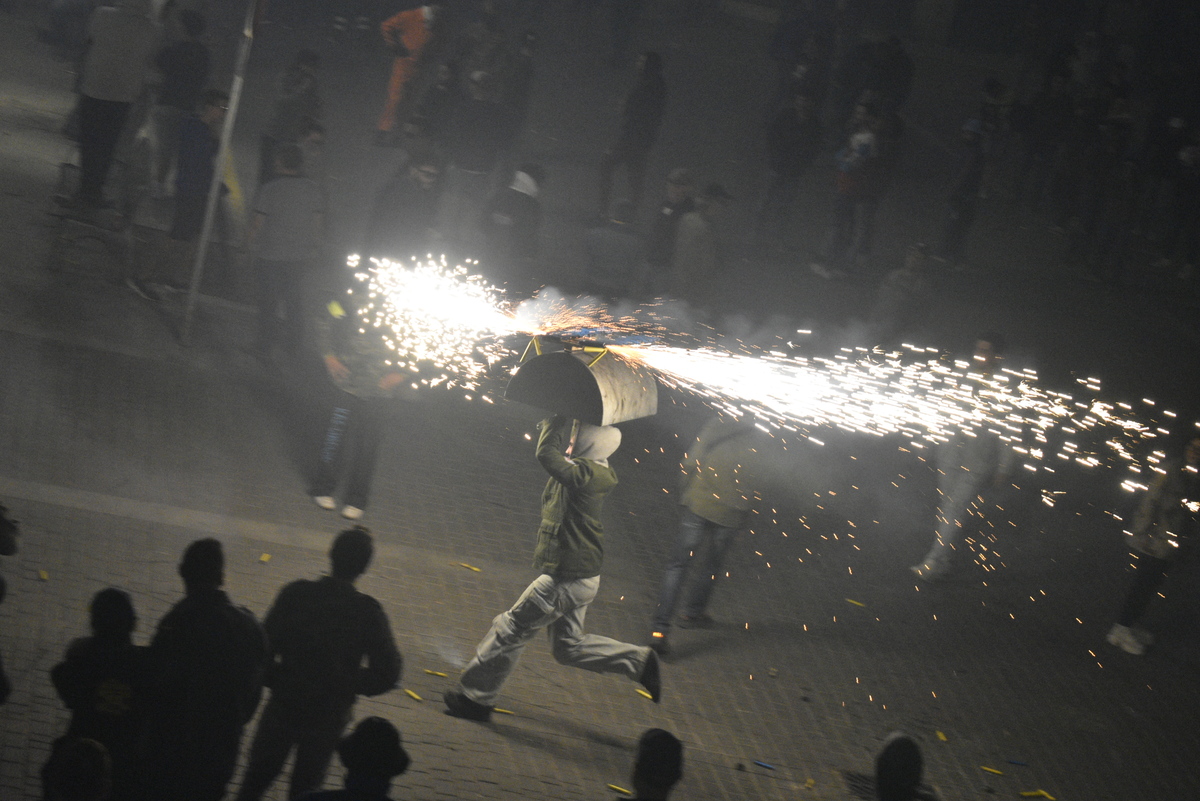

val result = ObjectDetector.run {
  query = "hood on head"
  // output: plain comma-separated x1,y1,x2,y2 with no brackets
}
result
573,423,621,463
117,0,154,16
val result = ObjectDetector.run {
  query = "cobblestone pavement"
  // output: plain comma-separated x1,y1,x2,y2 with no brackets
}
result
2,2,1199,800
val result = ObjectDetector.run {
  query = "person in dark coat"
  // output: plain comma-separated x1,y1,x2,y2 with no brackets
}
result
583,199,643,300
366,146,444,261
444,70,508,245
46,588,153,801
140,539,269,801
642,167,695,296
598,51,667,216
479,163,544,294
755,91,823,253
151,9,210,193
236,528,401,801
934,119,987,269
295,717,410,801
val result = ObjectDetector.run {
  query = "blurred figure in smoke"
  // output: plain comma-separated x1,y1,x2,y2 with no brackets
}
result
865,242,930,347
671,183,732,308
755,91,822,256
583,199,644,301
366,145,444,261
910,335,1014,581
480,163,545,295
1106,436,1200,655
810,101,879,280
649,415,765,656
261,50,322,185
933,119,987,271
376,4,435,148
598,51,667,217
642,168,695,296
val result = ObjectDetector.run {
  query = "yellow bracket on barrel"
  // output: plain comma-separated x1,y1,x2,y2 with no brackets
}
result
519,335,544,363
583,347,608,368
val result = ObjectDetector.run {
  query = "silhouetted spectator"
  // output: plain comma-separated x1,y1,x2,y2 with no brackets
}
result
811,103,879,279
366,145,444,260
236,528,401,801
141,539,269,801
583,199,643,300
643,168,695,295
1010,73,1072,215
47,588,152,801
444,70,507,245
126,89,228,301
261,50,322,185
864,36,914,113
649,416,765,655
934,119,987,270
628,728,683,800
408,61,463,147
480,163,544,293
875,731,922,801
755,92,822,254
767,0,833,114
40,0,100,62
375,5,434,148
443,416,661,722
608,0,645,69
43,737,112,801
866,242,930,347
598,51,667,216
670,183,731,307
151,8,210,195
246,143,326,364
70,0,159,209
496,33,536,176
1066,106,1136,282
0,502,16,705
296,717,410,801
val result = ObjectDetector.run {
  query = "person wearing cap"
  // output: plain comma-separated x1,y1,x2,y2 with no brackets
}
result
670,183,733,306
628,728,683,800
443,415,662,721
297,716,409,801
933,118,987,270
642,168,696,296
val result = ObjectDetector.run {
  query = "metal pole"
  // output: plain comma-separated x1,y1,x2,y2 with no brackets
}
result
180,0,261,344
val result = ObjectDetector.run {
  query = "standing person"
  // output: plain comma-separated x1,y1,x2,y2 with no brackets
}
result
295,717,410,801
309,278,414,521
910,335,1014,581
1106,436,1200,655
479,163,545,294
670,183,732,307
443,415,662,722
236,527,401,801
755,91,823,254
443,70,507,247
810,102,879,280
598,51,667,217
365,145,444,261
245,143,326,364
150,8,210,196
933,119,987,271
126,89,227,301
47,589,153,801
642,168,695,296
583,199,644,300
648,416,764,655
69,0,159,209
141,539,269,801
261,50,322,186
375,4,435,148
866,242,930,347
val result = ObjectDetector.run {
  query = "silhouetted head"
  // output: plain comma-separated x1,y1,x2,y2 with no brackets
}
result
274,143,304,174
90,588,136,640
331,526,374,580
632,728,683,799
179,538,224,591
875,731,922,801
338,717,410,779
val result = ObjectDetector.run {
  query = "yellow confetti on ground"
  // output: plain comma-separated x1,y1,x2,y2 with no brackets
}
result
424,670,448,677
635,688,654,700
805,778,815,789
38,570,49,581
403,689,422,701
1020,792,1056,800
458,562,481,572
607,784,632,795
980,766,1004,775
259,553,271,563
846,599,866,607
936,731,948,741
493,707,515,715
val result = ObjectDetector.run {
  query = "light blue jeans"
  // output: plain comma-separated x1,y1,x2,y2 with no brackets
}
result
460,574,650,706
652,509,738,632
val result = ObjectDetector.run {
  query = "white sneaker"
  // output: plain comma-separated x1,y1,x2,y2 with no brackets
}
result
341,505,364,520
312,495,336,510
1106,623,1146,655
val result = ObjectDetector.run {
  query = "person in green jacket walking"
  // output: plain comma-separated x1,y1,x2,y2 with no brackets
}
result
649,415,766,656
444,415,661,721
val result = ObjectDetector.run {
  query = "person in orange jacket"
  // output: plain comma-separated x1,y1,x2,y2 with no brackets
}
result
376,4,435,147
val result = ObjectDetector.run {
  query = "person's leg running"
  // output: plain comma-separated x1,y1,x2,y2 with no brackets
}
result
681,522,738,618
310,400,354,497
460,574,563,705
287,714,349,799
651,509,707,632
343,396,385,510
550,576,650,678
